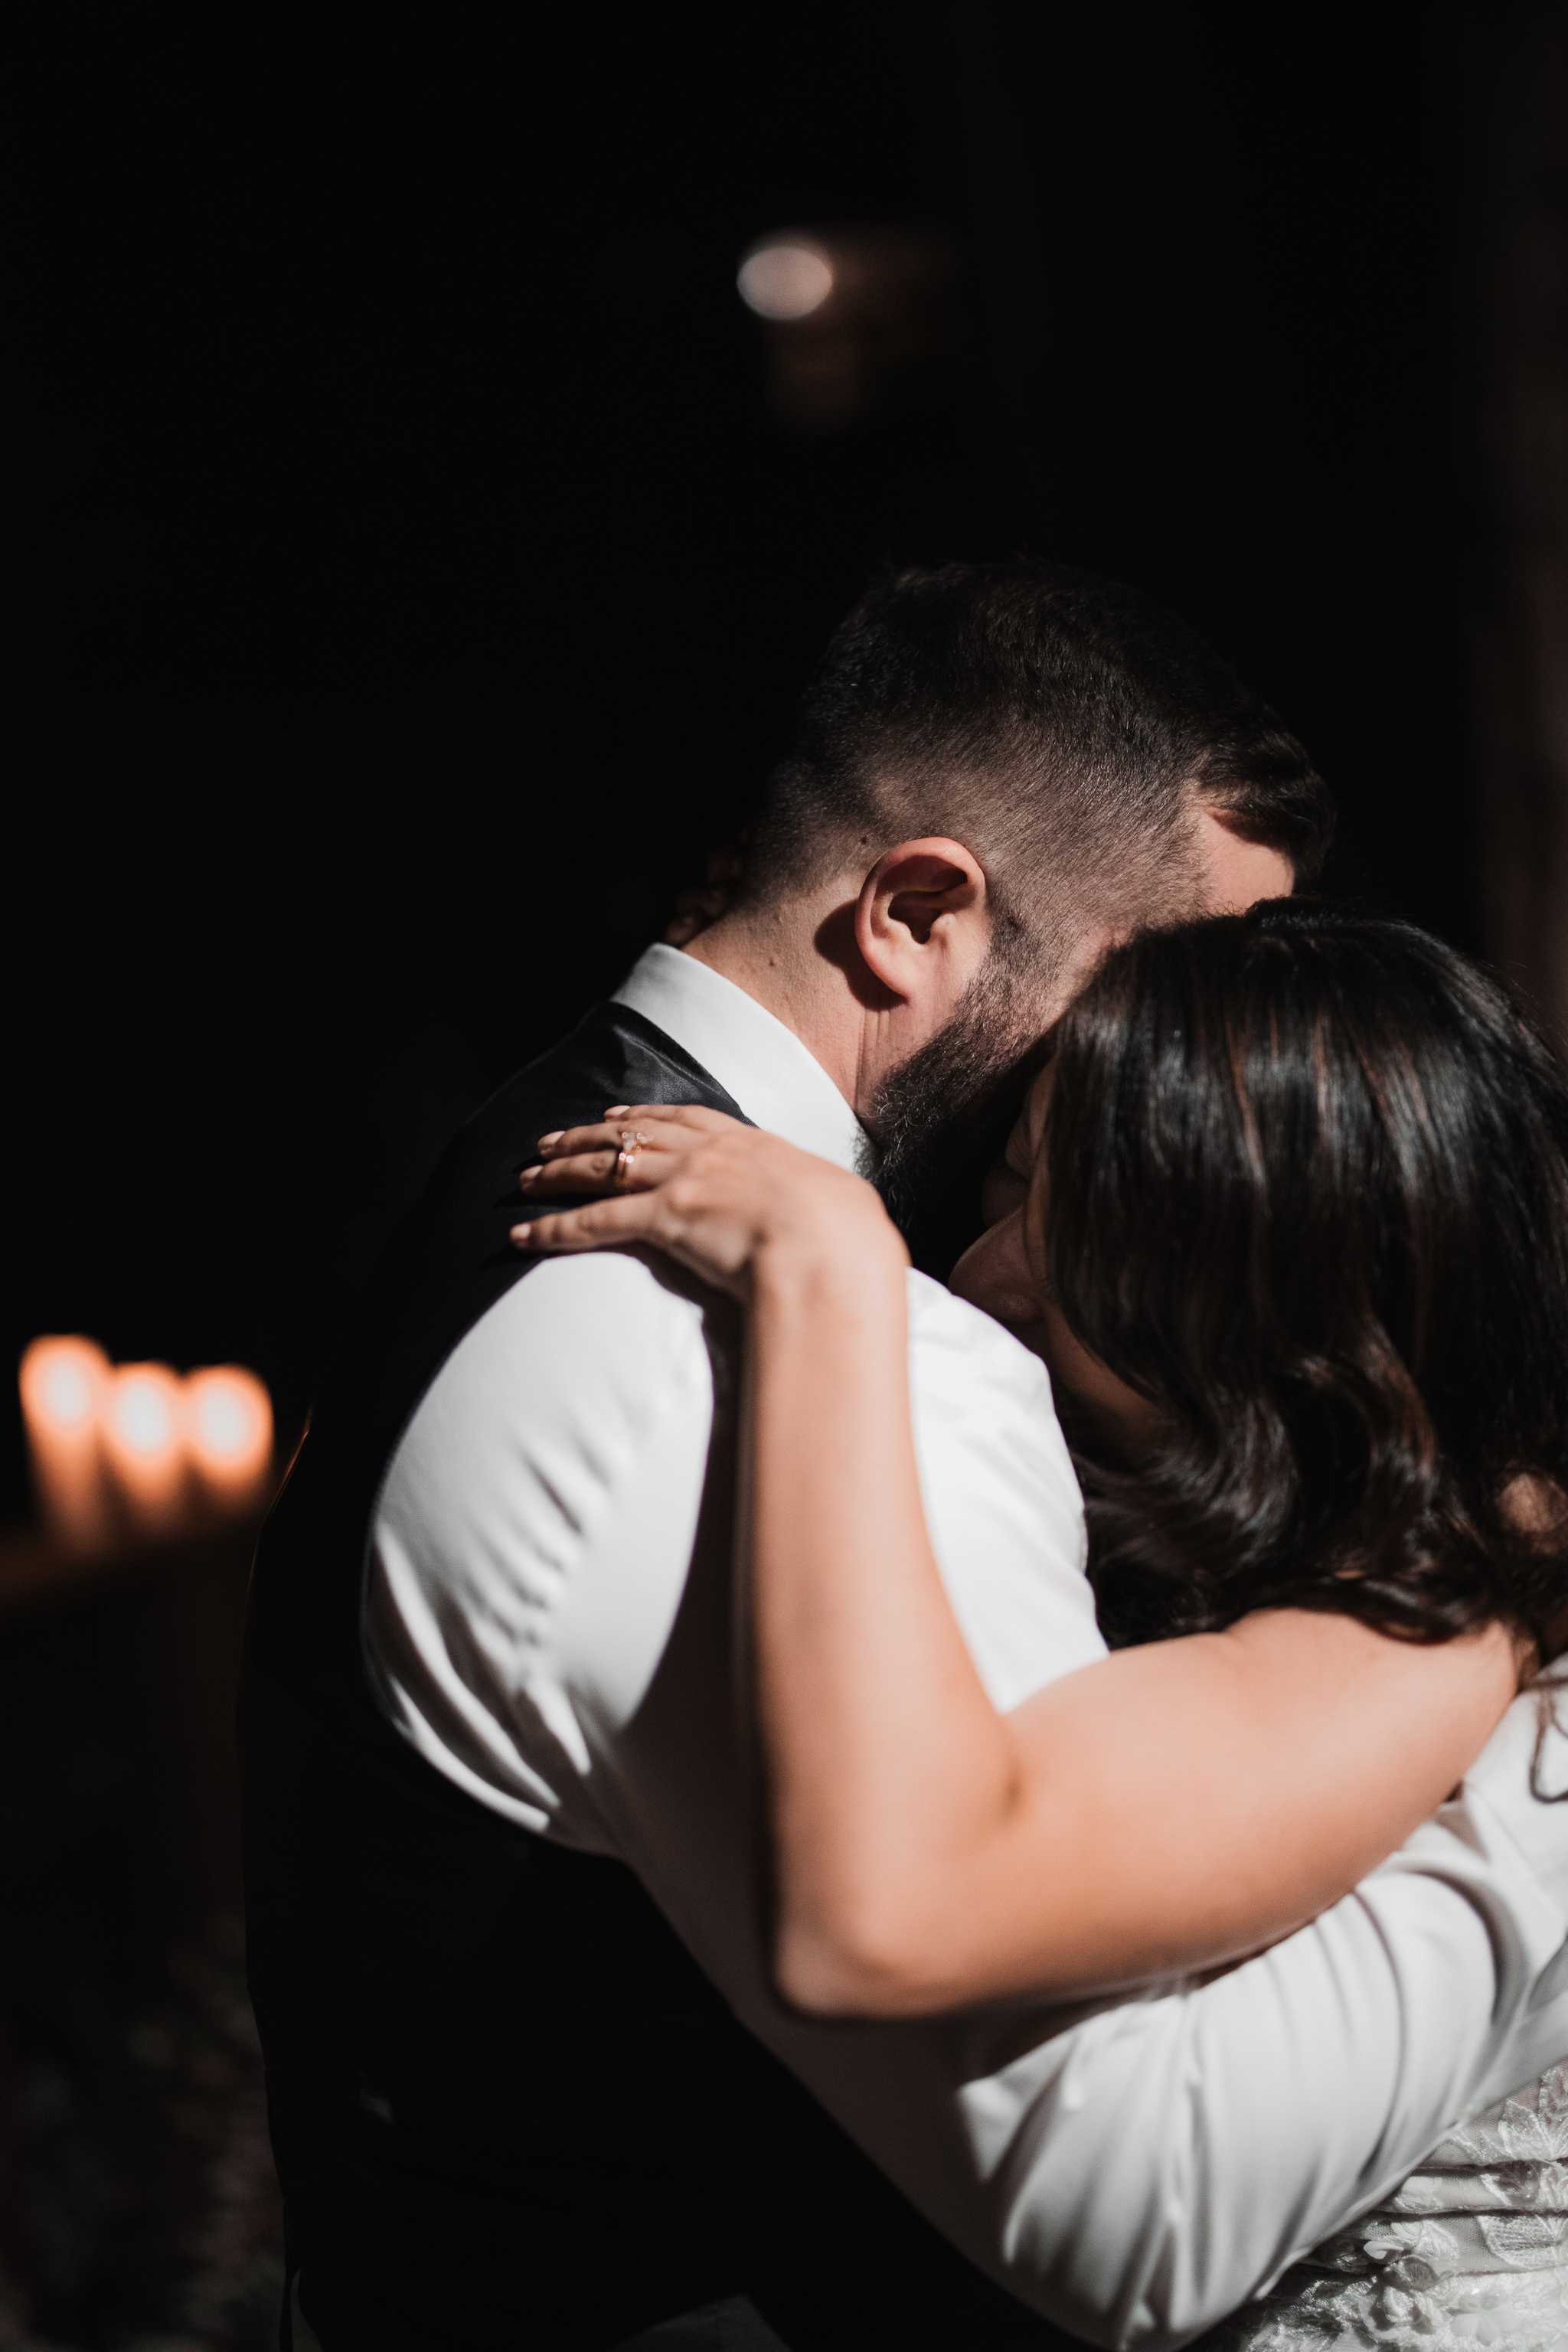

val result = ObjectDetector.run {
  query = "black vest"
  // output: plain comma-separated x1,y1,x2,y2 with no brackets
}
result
242,999,1073,2349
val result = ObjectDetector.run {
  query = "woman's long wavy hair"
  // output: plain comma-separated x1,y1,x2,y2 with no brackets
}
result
1043,902,1568,1658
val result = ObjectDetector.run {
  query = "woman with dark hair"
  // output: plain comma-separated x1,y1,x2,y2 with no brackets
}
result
513,903,1568,2345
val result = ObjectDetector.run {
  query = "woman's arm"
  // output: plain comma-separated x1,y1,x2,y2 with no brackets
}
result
515,1110,1523,2015
746,1236,1519,2014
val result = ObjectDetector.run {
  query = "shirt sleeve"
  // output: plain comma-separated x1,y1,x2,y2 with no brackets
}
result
368,1256,1568,2350
946,1703,1568,2345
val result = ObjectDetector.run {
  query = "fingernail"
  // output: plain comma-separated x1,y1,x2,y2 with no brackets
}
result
519,1165,541,1187
604,1106,629,1119
538,1131,564,1151
510,1222,533,1246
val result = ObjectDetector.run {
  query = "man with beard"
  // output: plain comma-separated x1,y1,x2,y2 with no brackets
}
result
244,565,1568,2348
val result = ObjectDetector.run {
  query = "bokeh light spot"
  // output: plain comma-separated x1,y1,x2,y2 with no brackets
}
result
109,1369,179,1459
185,1366,272,1467
21,1338,109,1432
737,238,834,322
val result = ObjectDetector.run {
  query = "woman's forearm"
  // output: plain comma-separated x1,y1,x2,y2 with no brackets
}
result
745,1244,1520,2020
747,1240,1027,2010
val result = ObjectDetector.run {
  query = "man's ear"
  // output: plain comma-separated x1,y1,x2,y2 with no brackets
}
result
854,838,990,1008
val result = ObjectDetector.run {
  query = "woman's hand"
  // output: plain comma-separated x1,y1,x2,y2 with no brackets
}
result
510,1104,908,1299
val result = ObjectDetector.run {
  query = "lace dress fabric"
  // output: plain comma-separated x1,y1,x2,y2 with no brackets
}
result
1205,2061,1568,2350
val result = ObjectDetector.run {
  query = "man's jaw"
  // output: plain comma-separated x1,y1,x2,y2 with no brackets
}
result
867,1016,1039,1240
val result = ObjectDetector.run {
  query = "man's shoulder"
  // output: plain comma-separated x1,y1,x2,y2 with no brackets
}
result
416,1246,720,1446
901,1272,1096,1705
905,1268,1057,1412
376,1247,724,1626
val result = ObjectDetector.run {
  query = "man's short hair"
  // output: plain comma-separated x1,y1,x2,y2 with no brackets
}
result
738,560,1333,949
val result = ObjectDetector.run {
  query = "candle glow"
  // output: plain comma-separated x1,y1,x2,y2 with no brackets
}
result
21,1339,276,1552
100,1361,189,1534
18,1337,114,1553
183,1364,274,1510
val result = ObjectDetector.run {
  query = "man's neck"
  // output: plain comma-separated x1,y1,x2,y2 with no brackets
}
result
681,910,861,1112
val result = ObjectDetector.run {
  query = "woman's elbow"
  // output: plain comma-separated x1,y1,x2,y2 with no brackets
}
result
771,1903,950,2020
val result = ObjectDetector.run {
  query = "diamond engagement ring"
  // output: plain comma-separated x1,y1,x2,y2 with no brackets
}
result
612,1130,647,1191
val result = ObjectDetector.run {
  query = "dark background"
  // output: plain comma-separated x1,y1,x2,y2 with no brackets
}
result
5,5,1566,2342
8,4,1521,1498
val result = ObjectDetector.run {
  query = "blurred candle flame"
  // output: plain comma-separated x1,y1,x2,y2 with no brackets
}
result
183,1365,273,1511
21,1338,276,1555
100,1362,188,1534
18,1337,113,1554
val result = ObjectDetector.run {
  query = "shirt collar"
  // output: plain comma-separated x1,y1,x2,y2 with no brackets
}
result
612,943,871,1176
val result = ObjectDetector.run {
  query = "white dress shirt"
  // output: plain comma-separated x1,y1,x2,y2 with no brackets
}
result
364,943,1568,2350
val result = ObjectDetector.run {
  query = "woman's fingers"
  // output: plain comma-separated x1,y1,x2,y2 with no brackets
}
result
511,1104,886,1298
511,1192,664,1254
521,1106,738,1198
534,1112,710,1162
512,1167,753,1298
520,1116,698,1197
518,1148,620,1194
534,1119,642,1161
520,1145,665,1197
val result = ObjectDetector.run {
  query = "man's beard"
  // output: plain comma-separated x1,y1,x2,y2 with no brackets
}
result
866,952,1044,1246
